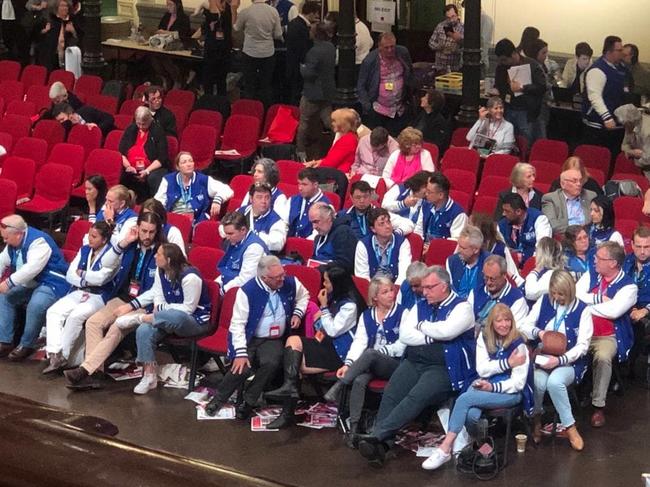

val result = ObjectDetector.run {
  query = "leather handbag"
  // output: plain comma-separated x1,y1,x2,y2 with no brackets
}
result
541,331,567,356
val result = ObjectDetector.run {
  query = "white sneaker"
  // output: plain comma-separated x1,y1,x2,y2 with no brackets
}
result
133,374,158,394
421,448,452,471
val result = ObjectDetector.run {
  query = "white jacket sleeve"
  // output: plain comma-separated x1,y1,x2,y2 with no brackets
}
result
420,150,435,173
559,306,593,366
166,226,187,256
230,288,250,358
399,305,428,346
207,176,234,205
449,213,468,240
517,297,542,341
511,296,530,327
381,150,400,182
504,249,525,287
381,309,408,357
525,270,551,301
344,314,369,365
79,248,121,287
0,246,10,278
585,67,612,122
258,219,287,252
66,251,83,287
396,238,412,285
534,215,553,241
156,273,202,314
293,278,309,319
589,283,638,320
222,243,266,292
382,185,403,212
389,213,415,235
8,238,52,288
609,231,624,248
320,302,358,338
476,335,529,393
416,300,475,341
354,241,370,280
153,178,168,207
132,271,161,309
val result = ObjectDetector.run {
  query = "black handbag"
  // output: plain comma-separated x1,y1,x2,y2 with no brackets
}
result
456,437,501,481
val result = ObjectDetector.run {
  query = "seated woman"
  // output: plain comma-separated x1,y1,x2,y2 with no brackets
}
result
382,127,436,186
466,96,515,156
495,162,543,217
35,0,82,71
96,184,138,243
548,156,603,196
563,225,592,280
525,237,565,302
305,108,359,174
131,243,212,394
84,175,108,223
240,158,287,212
422,303,531,470
264,263,366,429
43,222,119,373
140,198,187,254
151,0,192,91
119,106,170,198
470,212,523,286
587,195,624,248
411,89,450,152
518,270,593,451
616,103,650,176
153,151,233,225
323,276,408,445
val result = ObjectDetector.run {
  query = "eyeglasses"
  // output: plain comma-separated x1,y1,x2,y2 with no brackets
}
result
422,282,444,291
0,222,21,231
594,254,615,262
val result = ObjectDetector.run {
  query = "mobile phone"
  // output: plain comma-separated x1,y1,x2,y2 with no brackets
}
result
444,24,454,35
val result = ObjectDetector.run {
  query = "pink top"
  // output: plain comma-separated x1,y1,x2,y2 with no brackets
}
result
390,151,422,184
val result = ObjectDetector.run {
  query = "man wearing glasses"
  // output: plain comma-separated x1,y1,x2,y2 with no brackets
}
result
205,255,309,420
576,241,637,428
0,215,69,361
542,168,597,235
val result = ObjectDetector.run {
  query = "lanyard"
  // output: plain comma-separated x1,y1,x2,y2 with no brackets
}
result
315,233,329,254
135,250,146,281
478,297,498,322
460,264,479,291
553,308,568,332
372,236,394,269
268,292,281,319
355,212,367,236
429,304,439,322
487,119,502,139
177,173,193,205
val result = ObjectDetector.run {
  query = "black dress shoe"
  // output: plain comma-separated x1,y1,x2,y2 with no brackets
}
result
205,398,224,417
65,374,104,391
0,343,13,358
236,402,254,420
358,437,387,468
8,346,35,362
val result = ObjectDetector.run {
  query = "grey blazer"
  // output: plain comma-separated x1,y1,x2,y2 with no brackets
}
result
541,188,597,234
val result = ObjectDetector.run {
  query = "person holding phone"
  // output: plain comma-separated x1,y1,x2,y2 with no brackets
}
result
466,96,516,156
428,4,464,74
422,303,532,470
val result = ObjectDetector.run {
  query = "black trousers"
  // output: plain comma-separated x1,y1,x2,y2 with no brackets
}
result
583,125,625,166
214,337,283,406
629,315,650,373
120,167,167,201
242,53,275,108
202,51,230,97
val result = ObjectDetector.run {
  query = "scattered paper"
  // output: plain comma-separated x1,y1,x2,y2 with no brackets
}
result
184,387,214,405
507,64,532,97
214,149,241,156
197,404,235,420
416,446,436,458
395,426,445,454
251,415,280,431
107,361,143,381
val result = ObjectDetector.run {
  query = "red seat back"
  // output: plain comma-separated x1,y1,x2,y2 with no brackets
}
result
0,114,31,141
165,89,195,111
188,245,224,282
445,168,477,195
74,75,103,97
167,212,192,245
63,219,93,253
2,156,36,200
166,103,189,133
230,175,254,200
285,264,321,303
103,130,124,151
284,237,313,262
48,142,85,185
261,104,300,139
48,69,75,91
450,127,470,147
119,98,144,116
5,100,36,117
424,238,457,266
221,114,261,154
529,138,569,165
0,60,21,82
34,163,73,202
472,196,498,216
442,147,480,173
33,119,66,152
0,80,25,105
19,65,47,90
25,85,51,114
0,178,17,219
167,135,179,163
192,220,222,248
85,149,123,187
86,94,119,115
406,233,424,261
188,109,223,130
277,159,303,183
68,124,102,158
530,160,562,185
231,98,265,123
197,287,238,354
12,136,48,169
476,175,510,199
573,144,611,176
179,124,217,170
352,276,370,302
483,153,519,178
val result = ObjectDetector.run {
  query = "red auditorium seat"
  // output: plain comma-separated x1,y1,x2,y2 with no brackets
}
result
61,219,93,262
530,160,562,185
529,138,569,165
67,124,102,158
47,69,75,91
2,156,36,201
573,144,611,176
86,94,119,115
441,147,480,173
33,119,66,152
482,153,519,178
188,109,223,130
445,168,477,195
5,100,36,117
476,175,510,199
165,89,195,111
19,65,47,90
0,80,25,105
0,114,32,143
0,179,17,219
103,130,124,151
25,85,52,114
424,238,457,266
285,264,321,302
17,163,74,228
230,175,254,200
284,237,313,263
216,114,261,173
12,136,48,169
192,220,222,249
276,159,303,183
0,60,21,82
179,124,218,170
450,127,470,147
71,149,122,198
74,75,103,98
47,143,85,186
231,98,265,124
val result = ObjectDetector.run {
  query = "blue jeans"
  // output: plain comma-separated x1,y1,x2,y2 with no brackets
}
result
534,366,575,427
0,284,58,348
135,309,205,363
448,387,522,435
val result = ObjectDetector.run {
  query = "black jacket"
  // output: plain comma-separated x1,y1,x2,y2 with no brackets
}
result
76,105,115,136
300,39,337,102
286,16,311,77
495,56,546,121
152,105,177,137
314,217,358,273
119,123,169,169
412,110,451,153
158,12,191,40
35,13,83,71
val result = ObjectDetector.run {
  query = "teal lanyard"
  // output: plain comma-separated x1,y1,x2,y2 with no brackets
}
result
553,309,568,332
135,250,146,281
268,292,281,319
372,236,394,269
177,173,192,205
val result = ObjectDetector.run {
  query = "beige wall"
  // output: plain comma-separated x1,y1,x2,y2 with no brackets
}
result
482,0,650,63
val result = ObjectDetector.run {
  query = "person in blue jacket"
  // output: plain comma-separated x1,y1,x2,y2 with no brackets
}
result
0,215,70,361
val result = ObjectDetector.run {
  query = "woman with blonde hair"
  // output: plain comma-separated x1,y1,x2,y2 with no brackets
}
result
495,162,543,216
525,236,565,301
518,270,593,450
304,108,359,174
549,156,603,196
96,184,138,243
422,303,532,470
382,127,436,185
323,275,407,446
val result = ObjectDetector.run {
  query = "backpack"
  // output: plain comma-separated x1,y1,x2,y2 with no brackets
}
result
603,180,642,200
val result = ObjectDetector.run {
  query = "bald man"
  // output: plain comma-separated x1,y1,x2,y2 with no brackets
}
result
0,215,70,361
541,169,597,234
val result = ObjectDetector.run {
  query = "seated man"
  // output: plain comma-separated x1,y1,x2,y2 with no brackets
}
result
467,255,528,331
278,168,331,238
205,256,309,419
236,183,287,252
418,172,468,246
445,225,490,299
0,215,70,361
349,127,399,177
217,212,269,294
382,170,431,227
52,102,115,137
64,213,164,389
356,265,475,467
397,261,427,309
309,203,357,272
340,180,413,239
624,227,650,381
576,241,637,428
354,208,412,285
499,192,552,267
144,85,177,137
542,169,596,235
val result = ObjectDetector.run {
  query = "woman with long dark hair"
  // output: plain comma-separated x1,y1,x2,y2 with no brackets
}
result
265,263,367,428
84,175,108,223
587,195,624,248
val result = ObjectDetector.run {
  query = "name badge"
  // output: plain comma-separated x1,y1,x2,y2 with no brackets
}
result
314,330,325,343
79,292,90,303
384,82,394,91
129,280,141,298
505,94,512,104
269,325,281,338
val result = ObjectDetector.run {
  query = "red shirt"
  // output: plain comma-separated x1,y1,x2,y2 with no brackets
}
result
591,279,615,337
320,132,358,173
126,130,151,170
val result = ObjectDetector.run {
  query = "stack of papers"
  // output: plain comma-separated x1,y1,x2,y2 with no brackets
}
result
395,426,445,456
251,407,284,431
295,402,338,429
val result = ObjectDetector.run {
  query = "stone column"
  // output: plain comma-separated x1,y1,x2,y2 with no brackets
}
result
457,0,480,125
81,0,106,73
335,0,358,107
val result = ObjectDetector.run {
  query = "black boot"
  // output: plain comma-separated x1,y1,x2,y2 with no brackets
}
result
267,398,296,430
205,397,225,417
324,380,345,403
265,348,302,400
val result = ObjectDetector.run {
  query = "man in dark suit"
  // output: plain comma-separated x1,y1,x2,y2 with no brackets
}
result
52,102,115,137
285,1,320,106
144,85,177,137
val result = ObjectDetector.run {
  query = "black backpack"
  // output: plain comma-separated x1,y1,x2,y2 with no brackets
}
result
456,436,501,481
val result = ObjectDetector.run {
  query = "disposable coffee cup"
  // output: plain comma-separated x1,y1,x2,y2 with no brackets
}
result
515,434,527,453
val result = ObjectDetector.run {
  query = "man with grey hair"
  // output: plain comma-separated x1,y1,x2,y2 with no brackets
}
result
576,241,637,428
445,225,491,299
309,202,358,272
542,168,597,235
0,215,70,361
357,265,475,467
397,261,428,309
467,255,528,331
205,255,309,419
43,81,83,119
